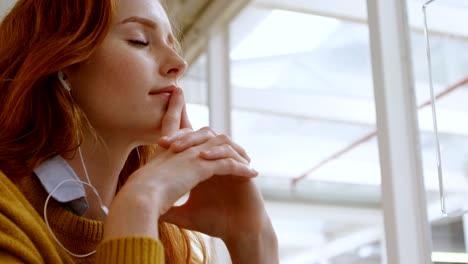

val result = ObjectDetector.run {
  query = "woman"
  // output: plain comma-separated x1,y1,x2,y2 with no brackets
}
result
0,0,279,263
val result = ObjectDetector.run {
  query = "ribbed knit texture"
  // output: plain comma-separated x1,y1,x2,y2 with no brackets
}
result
0,171,164,263
96,237,164,264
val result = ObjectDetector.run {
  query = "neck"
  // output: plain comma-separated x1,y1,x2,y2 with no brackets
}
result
64,133,137,221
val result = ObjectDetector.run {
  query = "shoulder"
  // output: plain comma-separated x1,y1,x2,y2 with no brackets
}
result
0,171,29,209
0,170,45,238
0,171,35,213
0,170,51,236
0,171,59,263
0,171,47,263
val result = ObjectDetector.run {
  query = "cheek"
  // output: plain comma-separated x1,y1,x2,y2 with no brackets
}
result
97,46,153,94
70,42,166,133
77,42,155,102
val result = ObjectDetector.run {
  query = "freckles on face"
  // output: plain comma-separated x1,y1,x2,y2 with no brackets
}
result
91,39,153,103
71,40,160,129
68,0,181,143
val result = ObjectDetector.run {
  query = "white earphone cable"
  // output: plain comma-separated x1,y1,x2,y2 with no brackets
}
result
43,177,108,258
47,72,109,257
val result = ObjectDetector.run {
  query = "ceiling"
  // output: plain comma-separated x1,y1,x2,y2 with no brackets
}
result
0,0,15,19
162,0,211,37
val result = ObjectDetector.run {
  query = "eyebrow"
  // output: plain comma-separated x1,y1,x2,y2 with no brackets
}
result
120,16,158,30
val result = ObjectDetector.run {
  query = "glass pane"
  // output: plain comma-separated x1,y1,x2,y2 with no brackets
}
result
408,0,468,262
230,2,384,263
179,54,209,130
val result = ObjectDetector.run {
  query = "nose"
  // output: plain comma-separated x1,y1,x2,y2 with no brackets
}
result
160,48,187,79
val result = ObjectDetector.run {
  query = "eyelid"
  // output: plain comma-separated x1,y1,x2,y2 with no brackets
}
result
123,28,148,44
128,39,149,46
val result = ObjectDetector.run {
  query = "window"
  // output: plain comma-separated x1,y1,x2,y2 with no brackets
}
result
229,2,384,263
179,53,210,130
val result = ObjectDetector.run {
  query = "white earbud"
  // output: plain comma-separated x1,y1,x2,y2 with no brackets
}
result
57,71,72,93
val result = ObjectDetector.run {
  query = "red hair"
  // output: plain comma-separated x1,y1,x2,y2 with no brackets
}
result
0,1,207,263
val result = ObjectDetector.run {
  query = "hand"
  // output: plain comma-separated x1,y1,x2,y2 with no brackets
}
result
157,127,271,242
103,88,257,240
158,127,279,263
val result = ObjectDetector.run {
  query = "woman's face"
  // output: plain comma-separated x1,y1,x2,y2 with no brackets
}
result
67,0,186,145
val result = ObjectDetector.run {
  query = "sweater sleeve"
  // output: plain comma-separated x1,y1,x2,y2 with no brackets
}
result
0,171,167,263
0,172,61,264
0,251,27,264
96,237,165,264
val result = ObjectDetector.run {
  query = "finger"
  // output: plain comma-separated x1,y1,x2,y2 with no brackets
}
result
202,134,251,163
203,158,258,181
226,140,251,163
160,88,184,136
158,128,193,148
181,103,192,129
200,144,248,164
169,127,216,153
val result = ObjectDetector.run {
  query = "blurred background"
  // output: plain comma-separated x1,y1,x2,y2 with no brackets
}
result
3,0,468,263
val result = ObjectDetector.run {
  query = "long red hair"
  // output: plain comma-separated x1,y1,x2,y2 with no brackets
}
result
0,1,207,263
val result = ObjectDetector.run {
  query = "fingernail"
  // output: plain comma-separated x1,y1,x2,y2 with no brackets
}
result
173,88,182,95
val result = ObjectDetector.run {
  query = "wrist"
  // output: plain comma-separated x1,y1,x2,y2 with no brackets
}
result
103,188,162,241
223,219,279,264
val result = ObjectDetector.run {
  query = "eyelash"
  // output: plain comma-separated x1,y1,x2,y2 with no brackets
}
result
128,40,149,47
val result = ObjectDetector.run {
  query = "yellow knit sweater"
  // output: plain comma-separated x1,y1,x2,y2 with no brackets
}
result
0,171,165,263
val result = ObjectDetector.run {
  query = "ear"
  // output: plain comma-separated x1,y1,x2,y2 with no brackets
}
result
60,67,73,79
61,64,80,86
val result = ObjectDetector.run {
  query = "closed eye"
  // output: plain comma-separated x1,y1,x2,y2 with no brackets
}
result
128,40,149,47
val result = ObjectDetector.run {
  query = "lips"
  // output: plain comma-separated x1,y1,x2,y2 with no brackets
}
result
149,85,177,95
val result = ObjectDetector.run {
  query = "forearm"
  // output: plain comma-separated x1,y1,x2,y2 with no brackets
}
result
224,222,279,264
